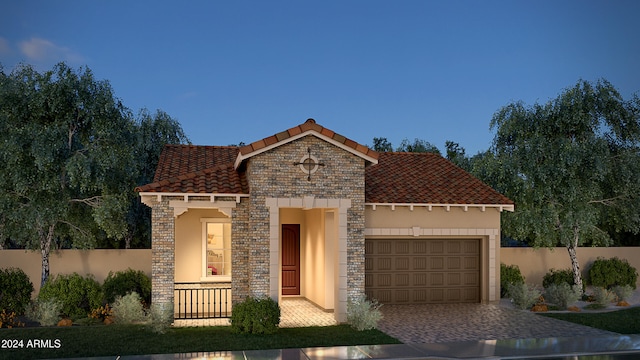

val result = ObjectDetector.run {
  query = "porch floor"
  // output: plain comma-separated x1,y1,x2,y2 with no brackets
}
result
279,297,337,328
172,298,337,328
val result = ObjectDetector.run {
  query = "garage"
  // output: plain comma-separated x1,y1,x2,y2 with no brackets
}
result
365,238,480,304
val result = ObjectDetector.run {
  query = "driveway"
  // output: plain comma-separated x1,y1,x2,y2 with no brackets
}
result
377,302,617,344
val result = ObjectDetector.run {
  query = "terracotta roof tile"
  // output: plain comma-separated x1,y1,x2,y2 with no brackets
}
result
137,145,248,194
136,163,248,194
152,145,239,182
365,152,513,205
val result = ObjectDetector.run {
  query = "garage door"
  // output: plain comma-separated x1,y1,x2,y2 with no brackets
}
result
365,239,480,304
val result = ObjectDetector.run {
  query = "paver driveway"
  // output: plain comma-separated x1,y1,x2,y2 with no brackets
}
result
377,303,617,344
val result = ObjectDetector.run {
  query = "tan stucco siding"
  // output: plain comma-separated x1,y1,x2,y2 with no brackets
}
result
304,208,326,307
365,206,501,230
174,208,228,283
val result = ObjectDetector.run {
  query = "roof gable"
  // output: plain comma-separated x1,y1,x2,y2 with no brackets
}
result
365,152,513,206
234,119,378,168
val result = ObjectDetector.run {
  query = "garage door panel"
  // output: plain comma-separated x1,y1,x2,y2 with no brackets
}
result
365,238,480,304
413,257,427,270
395,257,410,270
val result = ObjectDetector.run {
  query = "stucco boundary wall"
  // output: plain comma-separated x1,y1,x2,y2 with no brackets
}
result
501,247,640,288
2,247,639,297
0,249,152,296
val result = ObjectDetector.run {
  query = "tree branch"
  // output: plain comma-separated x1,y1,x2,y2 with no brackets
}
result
59,220,91,239
69,196,103,207
588,194,630,206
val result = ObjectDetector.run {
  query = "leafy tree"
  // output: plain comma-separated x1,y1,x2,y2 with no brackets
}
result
114,109,189,249
486,79,640,290
0,63,139,286
445,140,471,170
396,138,441,154
371,137,393,152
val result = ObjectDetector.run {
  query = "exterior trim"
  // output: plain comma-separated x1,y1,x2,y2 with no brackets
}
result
140,192,249,207
366,203,515,212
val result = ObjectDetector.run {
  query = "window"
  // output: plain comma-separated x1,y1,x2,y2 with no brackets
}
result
201,218,231,281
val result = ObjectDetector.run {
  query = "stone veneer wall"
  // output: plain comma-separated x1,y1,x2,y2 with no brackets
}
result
150,197,176,305
231,197,250,303
245,135,366,299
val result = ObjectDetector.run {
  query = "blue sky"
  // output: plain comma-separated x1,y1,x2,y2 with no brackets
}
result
2,1,639,154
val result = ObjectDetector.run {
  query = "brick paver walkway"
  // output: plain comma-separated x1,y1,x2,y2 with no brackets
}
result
377,303,617,344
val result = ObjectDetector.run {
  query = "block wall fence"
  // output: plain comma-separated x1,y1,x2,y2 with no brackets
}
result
1,247,639,298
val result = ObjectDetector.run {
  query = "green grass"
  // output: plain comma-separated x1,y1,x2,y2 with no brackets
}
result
0,324,401,359
541,306,640,334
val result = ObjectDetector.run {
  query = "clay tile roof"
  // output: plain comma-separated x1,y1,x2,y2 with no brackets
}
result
238,118,379,162
136,145,248,194
365,152,514,205
152,145,239,182
136,164,248,194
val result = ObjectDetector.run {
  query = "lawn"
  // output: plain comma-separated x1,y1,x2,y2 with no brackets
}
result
0,324,401,359
540,306,640,334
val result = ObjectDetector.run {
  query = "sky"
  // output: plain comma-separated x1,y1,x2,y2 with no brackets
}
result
2,1,639,155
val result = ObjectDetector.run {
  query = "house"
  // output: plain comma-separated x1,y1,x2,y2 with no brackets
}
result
136,119,514,323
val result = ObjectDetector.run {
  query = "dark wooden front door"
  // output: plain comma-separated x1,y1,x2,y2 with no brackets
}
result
282,224,300,295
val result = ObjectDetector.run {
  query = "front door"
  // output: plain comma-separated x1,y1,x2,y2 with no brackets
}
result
282,224,300,295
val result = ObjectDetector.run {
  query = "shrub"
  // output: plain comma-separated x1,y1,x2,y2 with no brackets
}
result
230,296,280,334
347,295,383,331
588,257,638,290
112,292,146,324
500,263,525,298
38,273,103,318
591,287,615,307
544,283,581,310
507,283,541,310
26,298,63,326
0,267,34,314
612,285,634,302
542,268,576,288
148,302,173,334
0,309,25,328
102,269,151,305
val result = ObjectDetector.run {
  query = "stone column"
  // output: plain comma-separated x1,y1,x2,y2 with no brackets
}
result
151,199,175,307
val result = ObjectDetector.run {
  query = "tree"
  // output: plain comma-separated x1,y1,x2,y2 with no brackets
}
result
372,137,393,152
117,109,189,249
445,140,471,170
0,63,139,286
486,79,640,290
396,138,441,154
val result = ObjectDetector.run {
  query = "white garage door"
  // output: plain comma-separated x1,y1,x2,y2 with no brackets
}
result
365,239,480,304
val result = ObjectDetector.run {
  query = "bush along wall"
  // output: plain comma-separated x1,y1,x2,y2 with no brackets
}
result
588,257,638,290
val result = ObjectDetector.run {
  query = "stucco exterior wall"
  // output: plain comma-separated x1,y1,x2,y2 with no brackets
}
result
501,247,640,288
0,249,151,296
174,208,228,282
365,205,501,229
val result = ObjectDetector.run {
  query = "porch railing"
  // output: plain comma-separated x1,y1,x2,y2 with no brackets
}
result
174,282,232,319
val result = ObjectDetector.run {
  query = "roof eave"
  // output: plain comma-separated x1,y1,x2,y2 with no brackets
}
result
139,192,250,206
365,203,515,212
